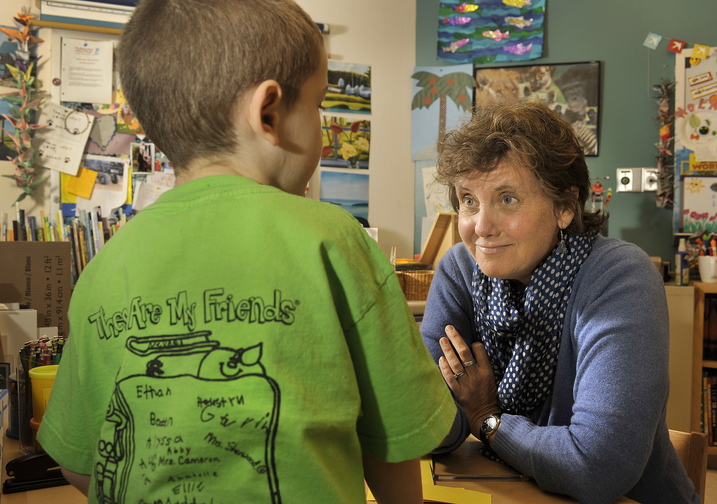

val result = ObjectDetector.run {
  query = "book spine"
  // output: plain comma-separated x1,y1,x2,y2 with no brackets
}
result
28,216,37,242
71,219,84,276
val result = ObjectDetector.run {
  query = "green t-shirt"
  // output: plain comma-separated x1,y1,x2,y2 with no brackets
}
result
39,175,455,504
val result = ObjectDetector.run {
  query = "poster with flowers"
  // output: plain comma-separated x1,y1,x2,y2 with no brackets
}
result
320,116,370,169
437,0,545,64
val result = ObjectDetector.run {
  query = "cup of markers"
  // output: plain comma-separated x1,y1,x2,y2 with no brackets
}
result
694,235,717,283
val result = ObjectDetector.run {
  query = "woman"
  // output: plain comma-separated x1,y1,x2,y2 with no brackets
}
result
421,100,698,504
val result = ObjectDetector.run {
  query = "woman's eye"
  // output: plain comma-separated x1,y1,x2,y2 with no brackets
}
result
461,196,475,206
502,195,516,205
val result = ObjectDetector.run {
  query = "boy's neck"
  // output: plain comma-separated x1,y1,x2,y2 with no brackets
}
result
174,156,270,188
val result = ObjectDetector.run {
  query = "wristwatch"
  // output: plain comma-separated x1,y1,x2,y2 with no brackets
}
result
479,413,502,446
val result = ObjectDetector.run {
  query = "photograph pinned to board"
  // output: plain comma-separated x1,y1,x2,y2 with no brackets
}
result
320,116,370,169
320,171,369,221
437,0,545,64
33,102,95,175
411,64,474,161
474,61,600,156
681,175,717,233
61,154,130,217
323,61,371,115
131,142,155,172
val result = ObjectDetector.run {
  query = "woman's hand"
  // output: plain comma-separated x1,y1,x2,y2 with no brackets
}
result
438,325,501,436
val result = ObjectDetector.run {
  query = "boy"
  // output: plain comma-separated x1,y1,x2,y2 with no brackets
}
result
37,0,456,503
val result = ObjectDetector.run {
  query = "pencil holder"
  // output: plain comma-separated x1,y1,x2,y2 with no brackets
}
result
28,364,59,423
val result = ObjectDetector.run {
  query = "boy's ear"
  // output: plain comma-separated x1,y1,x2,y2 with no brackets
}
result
247,80,283,147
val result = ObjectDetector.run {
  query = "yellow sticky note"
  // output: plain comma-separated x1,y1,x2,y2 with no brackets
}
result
60,173,77,203
64,167,99,199
693,44,710,60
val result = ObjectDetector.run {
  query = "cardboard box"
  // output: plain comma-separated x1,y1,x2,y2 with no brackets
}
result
0,242,72,338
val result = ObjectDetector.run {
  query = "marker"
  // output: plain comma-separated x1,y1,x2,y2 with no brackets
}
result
711,238,717,256
697,238,706,256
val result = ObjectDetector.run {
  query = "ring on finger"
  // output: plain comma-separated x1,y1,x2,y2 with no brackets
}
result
463,360,476,367
453,371,466,380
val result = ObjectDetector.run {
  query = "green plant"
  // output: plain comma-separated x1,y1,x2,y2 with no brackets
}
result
1,11,47,204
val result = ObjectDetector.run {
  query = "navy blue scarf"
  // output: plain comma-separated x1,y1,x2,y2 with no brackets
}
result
472,231,597,416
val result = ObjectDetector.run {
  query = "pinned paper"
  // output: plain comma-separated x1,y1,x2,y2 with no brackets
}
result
60,38,114,104
33,102,95,175
693,44,711,60
643,32,663,50
668,39,686,53
64,167,99,199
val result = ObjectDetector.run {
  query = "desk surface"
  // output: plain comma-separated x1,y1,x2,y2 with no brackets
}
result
430,437,637,504
1,435,635,504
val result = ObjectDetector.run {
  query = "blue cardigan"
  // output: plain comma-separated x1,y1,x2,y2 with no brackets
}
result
421,236,699,504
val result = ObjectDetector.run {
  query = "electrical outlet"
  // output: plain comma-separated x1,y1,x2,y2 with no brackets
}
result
642,168,658,192
616,168,642,192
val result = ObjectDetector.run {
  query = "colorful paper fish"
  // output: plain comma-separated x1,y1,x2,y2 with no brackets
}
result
503,0,531,6
452,3,479,13
441,38,470,53
504,16,533,29
442,16,472,25
482,29,510,41
503,42,533,55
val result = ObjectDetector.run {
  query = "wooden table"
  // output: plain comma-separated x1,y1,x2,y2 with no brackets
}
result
428,436,637,504
0,434,635,504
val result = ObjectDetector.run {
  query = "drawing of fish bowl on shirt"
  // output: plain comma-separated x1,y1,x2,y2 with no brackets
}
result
94,332,281,504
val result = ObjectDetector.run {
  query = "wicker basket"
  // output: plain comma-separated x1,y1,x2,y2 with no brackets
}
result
396,270,434,300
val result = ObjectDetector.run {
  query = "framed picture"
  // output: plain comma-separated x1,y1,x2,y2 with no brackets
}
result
474,61,601,156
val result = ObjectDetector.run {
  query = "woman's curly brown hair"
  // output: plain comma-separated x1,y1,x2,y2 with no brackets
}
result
436,100,606,235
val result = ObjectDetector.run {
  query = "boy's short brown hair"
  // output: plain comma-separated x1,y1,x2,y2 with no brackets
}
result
118,0,324,171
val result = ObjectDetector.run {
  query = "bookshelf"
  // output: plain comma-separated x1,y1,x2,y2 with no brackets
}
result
691,282,717,466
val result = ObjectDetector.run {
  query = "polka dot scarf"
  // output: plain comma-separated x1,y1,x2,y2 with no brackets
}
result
472,231,597,416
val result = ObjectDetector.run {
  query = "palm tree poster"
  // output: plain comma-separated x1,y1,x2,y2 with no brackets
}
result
319,171,369,221
411,64,474,161
323,61,371,115
320,116,371,169
437,0,545,64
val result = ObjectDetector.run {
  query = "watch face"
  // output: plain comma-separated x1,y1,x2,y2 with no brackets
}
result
482,415,499,434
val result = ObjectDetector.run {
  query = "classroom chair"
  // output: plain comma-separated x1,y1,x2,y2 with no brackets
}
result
669,429,708,503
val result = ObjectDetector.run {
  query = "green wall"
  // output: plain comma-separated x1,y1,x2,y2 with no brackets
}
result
415,0,717,262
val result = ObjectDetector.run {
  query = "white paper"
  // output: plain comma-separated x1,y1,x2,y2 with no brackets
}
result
34,102,95,175
60,37,114,104
133,172,176,211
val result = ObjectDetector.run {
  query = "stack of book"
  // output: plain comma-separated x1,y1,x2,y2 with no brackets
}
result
0,208,128,283
702,372,717,445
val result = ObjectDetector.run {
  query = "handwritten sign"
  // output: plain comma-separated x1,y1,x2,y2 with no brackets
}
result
34,102,94,175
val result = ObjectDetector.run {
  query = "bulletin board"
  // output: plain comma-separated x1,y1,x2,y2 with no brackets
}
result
673,48,717,233
46,27,173,220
